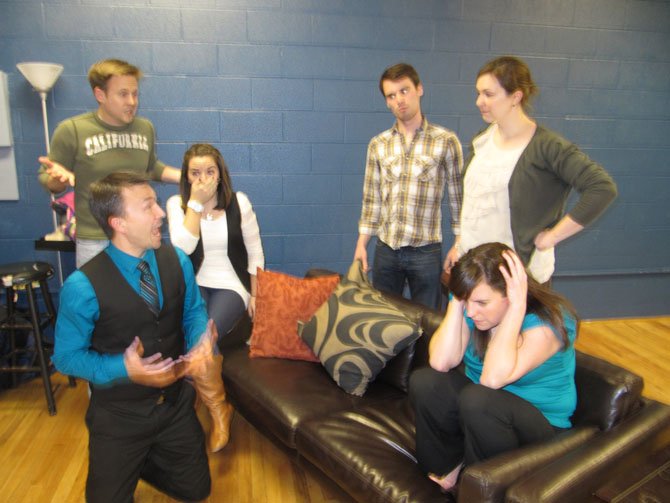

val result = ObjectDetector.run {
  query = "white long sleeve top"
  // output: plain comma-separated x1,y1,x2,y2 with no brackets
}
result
166,192,264,306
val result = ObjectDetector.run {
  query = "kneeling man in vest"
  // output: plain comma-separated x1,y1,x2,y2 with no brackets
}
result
54,171,213,502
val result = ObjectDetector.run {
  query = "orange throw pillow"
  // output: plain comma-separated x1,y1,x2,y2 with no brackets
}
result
249,269,340,361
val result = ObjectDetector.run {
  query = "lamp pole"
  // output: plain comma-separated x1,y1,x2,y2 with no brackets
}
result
16,62,65,285
39,90,64,285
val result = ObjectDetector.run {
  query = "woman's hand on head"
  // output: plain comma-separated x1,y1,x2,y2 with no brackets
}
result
499,250,527,310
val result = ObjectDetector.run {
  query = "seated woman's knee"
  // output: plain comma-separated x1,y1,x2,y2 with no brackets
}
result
409,367,444,402
459,383,495,418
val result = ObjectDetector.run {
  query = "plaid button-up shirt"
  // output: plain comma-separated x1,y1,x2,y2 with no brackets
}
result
359,118,463,249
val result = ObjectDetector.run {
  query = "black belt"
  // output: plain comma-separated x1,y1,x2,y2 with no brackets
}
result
90,379,183,405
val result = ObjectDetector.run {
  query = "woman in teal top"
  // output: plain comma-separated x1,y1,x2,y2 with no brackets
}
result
409,242,577,492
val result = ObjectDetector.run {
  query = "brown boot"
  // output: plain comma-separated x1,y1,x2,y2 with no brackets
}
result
192,354,234,452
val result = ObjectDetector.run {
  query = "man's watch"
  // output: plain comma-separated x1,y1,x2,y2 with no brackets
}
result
187,200,204,213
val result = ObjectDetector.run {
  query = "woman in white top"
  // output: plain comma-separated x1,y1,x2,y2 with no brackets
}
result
168,143,264,338
167,144,264,452
458,56,617,283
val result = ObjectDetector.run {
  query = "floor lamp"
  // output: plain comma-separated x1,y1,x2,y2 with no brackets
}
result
16,62,65,285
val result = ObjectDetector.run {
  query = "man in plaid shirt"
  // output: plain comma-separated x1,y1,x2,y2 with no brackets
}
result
354,63,463,309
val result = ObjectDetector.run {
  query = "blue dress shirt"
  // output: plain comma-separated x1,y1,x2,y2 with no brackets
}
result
53,244,208,386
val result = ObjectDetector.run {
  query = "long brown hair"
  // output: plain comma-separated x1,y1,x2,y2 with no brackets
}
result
179,143,233,211
449,242,577,358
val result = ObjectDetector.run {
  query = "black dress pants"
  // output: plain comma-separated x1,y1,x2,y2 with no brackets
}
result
85,382,210,503
409,366,557,476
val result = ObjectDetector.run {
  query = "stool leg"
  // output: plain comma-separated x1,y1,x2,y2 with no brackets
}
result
40,278,76,388
5,286,18,389
26,284,57,415
40,278,57,326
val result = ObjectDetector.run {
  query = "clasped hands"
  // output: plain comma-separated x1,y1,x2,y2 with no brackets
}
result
124,320,218,388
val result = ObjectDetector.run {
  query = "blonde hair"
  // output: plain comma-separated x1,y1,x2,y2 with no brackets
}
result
87,59,142,92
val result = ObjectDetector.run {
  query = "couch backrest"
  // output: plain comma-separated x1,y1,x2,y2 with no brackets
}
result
375,294,442,393
412,308,444,372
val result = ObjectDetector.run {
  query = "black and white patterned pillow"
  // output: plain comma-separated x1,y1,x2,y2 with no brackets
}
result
298,260,421,396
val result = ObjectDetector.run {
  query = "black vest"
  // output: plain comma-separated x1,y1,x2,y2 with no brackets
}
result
189,192,251,292
81,244,185,403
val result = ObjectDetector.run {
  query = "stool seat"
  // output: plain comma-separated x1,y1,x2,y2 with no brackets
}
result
0,262,54,287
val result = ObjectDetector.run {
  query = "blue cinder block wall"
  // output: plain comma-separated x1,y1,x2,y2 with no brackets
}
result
1,0,668,318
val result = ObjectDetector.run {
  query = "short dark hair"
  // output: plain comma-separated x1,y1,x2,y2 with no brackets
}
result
180,143,234,211
477,56,538,112
90,171,150,239
379,63,421,96
88,59,142,92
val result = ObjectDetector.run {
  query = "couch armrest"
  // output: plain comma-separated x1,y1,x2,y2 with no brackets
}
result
457,426,598,503
506,400,670,503
572,351,644,430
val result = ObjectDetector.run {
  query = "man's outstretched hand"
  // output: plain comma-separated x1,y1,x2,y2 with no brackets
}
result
124,337,184,387
39,156,75,188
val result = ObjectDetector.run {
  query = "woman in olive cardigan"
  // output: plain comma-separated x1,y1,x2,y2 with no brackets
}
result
457,56,617,283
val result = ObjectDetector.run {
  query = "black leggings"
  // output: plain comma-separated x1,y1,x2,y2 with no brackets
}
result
409,367,558,476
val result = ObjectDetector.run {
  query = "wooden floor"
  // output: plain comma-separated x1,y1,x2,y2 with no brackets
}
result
575,316,670,405
0,316,668,502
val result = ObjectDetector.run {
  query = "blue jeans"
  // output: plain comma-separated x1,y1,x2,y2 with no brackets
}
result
371,240,442,309
199,287,246,344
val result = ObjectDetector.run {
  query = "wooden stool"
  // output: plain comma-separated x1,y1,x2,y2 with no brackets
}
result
0,261,74,415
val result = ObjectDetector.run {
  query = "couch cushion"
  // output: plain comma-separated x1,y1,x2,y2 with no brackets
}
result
249,268,340,362
299,261,421,396
222,346,360,449
295,400,448,503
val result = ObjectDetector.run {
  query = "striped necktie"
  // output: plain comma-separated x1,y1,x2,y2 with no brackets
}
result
137,260,160,316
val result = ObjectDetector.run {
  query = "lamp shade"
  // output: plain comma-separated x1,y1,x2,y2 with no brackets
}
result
16,62,64,93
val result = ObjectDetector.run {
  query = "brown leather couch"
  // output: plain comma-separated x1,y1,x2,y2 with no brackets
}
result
220,286,670,502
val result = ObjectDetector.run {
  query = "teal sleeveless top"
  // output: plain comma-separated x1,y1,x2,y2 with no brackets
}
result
463,311,577,428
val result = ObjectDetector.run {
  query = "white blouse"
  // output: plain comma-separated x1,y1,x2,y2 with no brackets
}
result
459,125,554,283
166,192,264,306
